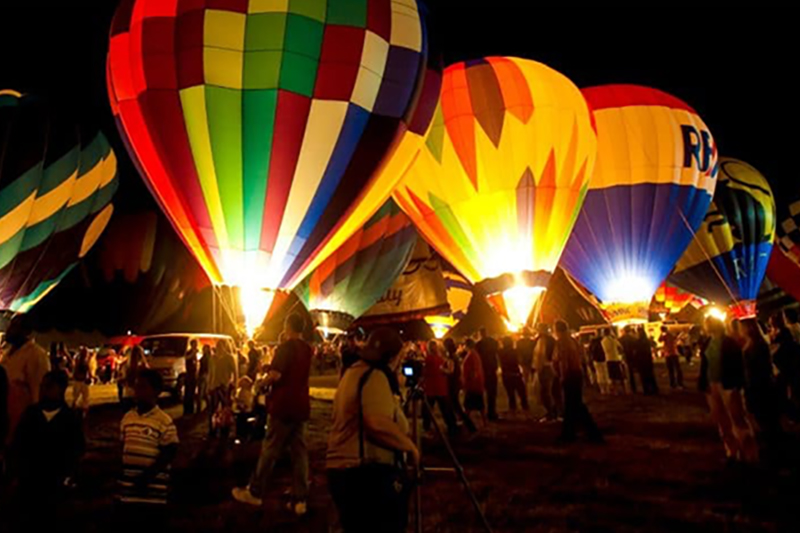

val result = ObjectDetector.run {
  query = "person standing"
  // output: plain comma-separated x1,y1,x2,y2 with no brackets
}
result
659,327,684,389
517,329,536,388
117,369,179,529
197,344,212,412
619,326,639,393
339,334,361,376
10,370,85,528
601,329,626,394
783,308,800,345
327,328,418,533
499,336,528,415
207,342,238,438
444,338,476,434
71,347,93,417
462,339,487,429
533,323,558,421
476,328,500,421
246,340,262,380
233,313,312,517
1,364,8,469
120,346,149,408
636,328,659,395
552,321,602,443
422,341,459,437
0,317,50,444
768,313,800,419
700,317,758,463
740,319,782,451
184,340,199,416
589,331,609,394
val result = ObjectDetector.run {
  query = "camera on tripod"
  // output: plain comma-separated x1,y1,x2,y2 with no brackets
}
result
401,359,423,388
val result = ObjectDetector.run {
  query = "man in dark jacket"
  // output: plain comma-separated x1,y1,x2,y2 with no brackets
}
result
476,328,500,421
619,326,639,393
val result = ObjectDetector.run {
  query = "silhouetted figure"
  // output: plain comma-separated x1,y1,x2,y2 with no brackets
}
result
477,328,500,421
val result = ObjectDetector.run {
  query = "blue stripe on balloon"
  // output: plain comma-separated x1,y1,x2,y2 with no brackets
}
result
670,241,773,304
560,183,713,304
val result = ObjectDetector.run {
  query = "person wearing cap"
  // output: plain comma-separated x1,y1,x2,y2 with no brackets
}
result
327,327,419,533
232,313,312,517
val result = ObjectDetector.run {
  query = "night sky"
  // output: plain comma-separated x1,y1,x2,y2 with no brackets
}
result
2,2,792,207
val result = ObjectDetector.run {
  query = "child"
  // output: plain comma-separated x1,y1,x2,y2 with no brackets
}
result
234,376,255,443
11,370,85,527
118,369,178,529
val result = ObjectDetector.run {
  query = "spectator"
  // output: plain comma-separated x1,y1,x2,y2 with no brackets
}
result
552,321,602,443
499,336,528,415
71,347,93,417
602,328,626,394
476,328,500,421
197,344,211,412
533,323,559,421
207,341,238,438
246,340,262,380
117,369,179,528
11,370,84,527
444,338,476,434
700,317,758,464
589,331,609,394
636,327,659,395
339,334,361,376
619,326,639,393
462,339,487,429
183,340,199,416
327,328,418,533
233,313,312,517
740,319,782,451
660,327,684,389
768,313,800,419
422,341,459,438
517,329,536,387
1,364,8,466
0,316,50,443
119,346,149,408
783,308,800,345
234,376,255,443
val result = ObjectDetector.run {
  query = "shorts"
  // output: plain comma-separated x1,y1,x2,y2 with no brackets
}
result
607,361,625,381
464,392,485,412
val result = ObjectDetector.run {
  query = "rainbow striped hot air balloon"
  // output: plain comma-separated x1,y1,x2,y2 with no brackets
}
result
424,268,472,338
1,90,118,313
107,0,440,335
395,57,597,331
672,158,775,319
294,200,417,334
560,85,718,326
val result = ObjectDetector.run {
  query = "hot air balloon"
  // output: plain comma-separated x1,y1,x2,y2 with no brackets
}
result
560,85,718,326
394,57,598,331
294,200,417,335
1,90,118,314
766,246,800,304
424,268,473,338
107,0,440,336
671,158,775,319
539,268,607,328
651,282,707,317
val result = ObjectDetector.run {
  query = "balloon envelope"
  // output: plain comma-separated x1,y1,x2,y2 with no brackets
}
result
395,57,597,330
672,158,775,318
1,91,117,313
560,85,718,324
107,0,440,334
294,199,417,333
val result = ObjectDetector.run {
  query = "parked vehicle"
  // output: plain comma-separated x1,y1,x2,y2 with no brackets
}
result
138,334,236,399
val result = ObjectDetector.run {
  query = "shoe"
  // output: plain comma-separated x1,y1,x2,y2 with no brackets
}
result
288,500,307,517
232,486,263,506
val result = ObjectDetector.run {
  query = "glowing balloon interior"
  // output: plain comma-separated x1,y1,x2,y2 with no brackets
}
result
395,57,597,330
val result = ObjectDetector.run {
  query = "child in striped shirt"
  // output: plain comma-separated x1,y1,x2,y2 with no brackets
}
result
118,368,178,525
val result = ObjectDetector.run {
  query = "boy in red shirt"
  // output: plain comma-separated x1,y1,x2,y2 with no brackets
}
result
461,339,486,429
422,341,458,437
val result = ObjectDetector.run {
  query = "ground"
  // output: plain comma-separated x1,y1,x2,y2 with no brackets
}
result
2,364,798,532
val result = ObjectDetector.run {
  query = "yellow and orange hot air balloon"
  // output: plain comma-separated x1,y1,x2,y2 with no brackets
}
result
394,57,597,330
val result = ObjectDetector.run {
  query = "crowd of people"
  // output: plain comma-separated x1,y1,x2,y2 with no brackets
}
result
2,306,800,532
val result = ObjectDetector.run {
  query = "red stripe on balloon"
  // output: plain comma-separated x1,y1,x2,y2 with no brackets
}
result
583,84,698,115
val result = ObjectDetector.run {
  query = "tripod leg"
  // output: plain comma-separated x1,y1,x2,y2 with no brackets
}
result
420,396,493,533
411,397,423,533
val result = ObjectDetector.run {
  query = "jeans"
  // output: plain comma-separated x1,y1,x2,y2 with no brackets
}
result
328,465,409,533
666,356,684,389
249,417,309,501
561,373,601,440
503,374,528,411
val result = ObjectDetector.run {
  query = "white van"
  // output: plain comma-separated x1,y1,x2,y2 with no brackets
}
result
139,334,236,398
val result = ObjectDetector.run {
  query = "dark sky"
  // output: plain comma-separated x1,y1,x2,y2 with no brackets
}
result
1,2,793,203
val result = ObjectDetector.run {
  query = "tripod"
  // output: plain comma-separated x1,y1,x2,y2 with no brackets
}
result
405,383,493,533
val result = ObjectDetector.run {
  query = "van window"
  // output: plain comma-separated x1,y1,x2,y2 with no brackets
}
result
140,337,188,358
